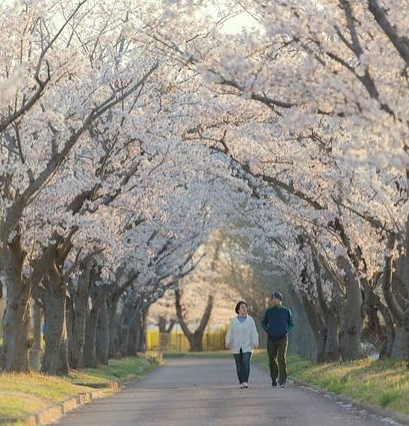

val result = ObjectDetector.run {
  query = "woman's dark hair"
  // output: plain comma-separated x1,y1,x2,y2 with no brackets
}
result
235,301,248,314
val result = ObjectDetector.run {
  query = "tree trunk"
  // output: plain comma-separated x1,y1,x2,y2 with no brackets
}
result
189,331,204,352
404,218,409,367
108,297,121,357
325,311,341,361
391,325,409,359
377,301,395,359
175,289,214,352
382,232,407,359
120,299,135,356
96,301,110,365
83,283,109,367
41,266,69,375
295,294,327,362
32,301,43,352
337,257,363,361
68,266,92,369
130,308,147,354
312,256,340,362
30,301,43,371
0,238,31,372
83,306,98,368
361,280,385,355
405,306,409,368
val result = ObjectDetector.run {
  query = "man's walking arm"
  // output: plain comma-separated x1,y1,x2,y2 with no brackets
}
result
287,309,294,331
261,310,268,332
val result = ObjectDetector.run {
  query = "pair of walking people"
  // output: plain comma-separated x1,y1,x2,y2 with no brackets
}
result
225,291,294,389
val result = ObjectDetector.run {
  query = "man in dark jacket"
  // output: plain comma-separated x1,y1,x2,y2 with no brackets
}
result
261,291,294,388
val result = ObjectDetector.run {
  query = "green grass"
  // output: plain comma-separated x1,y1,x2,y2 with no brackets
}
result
253,351,409,416
0,355,157,419
68,356,155,386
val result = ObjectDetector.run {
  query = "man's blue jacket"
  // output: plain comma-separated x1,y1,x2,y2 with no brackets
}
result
261,305,294,341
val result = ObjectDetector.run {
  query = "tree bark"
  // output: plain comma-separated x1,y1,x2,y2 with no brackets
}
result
68,265,92,369
83,306,98,368
108,298,121,357
377,301,395,359
0,235,31,372
30,301,43,371
337,256,363,361
129,308,148,354
96,301,110,365
382,232,408,359
41,264,69,375
83,284,109,368
313,255,341,361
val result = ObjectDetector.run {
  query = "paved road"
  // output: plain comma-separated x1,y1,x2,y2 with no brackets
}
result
52,357,407,426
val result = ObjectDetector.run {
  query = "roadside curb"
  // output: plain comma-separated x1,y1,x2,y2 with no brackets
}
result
291,377,409,426
0,389,106,425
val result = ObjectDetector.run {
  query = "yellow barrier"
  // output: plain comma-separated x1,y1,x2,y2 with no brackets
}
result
146,331,226,352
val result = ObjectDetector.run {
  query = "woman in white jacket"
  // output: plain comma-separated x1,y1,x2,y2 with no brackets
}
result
225,301,259,389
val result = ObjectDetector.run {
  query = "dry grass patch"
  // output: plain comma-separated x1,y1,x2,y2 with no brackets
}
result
0,372,94,417
0,355,156,420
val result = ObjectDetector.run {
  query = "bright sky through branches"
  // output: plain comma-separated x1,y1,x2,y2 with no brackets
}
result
220,9,259,34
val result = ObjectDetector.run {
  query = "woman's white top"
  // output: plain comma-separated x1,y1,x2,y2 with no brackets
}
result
225,315,259,354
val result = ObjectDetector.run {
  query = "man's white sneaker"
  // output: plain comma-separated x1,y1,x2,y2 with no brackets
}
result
243,382,249,388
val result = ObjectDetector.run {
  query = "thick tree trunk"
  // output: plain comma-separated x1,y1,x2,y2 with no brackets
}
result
30,301,43,371
392,325,409,359
128,308,147,354
361,280,385,355
83,284,109,367
296,294,327,362
108,299,121,357
32,301,43,352
337,257,363,361
83,307,99,368
377,301,395,358
324,310,341,361
96,301,110,365
120,300,135,356
41,266,69,375
398,218,409,366
405,306,409,367
303,256,340,362
382,232,407,359
188,332,204,352
0,239,31,372
68,267,92,369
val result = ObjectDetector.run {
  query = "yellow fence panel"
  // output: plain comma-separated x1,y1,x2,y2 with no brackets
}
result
146,331,226,352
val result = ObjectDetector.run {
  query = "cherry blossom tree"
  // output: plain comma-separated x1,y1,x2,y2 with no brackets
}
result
0,0,160,372
135,0,409,362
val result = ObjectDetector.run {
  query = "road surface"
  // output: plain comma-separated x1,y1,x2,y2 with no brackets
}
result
52,357,407,426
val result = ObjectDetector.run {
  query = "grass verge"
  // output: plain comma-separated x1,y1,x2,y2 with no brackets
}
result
0,354,157,423
252,350,409,417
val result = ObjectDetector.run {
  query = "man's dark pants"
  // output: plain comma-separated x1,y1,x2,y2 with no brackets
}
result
267,335,288,385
